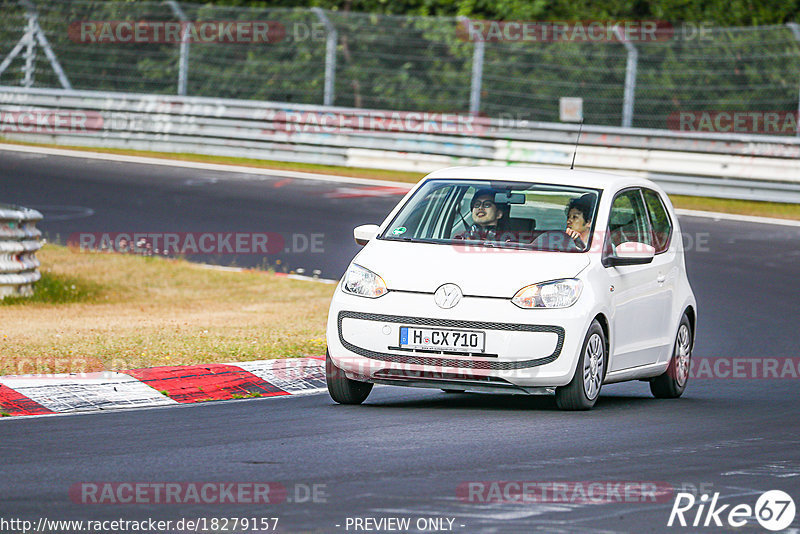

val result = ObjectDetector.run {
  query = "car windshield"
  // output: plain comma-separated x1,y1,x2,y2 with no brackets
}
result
380,179,601,252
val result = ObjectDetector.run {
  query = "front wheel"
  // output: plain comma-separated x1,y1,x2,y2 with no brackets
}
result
555,320,606,410
326,352,373,405
650,315,692,398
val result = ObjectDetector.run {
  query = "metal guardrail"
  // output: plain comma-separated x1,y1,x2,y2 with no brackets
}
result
2,86,800,203
0,202,42,298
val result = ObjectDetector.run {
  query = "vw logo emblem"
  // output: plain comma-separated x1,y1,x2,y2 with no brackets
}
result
434,283,462,309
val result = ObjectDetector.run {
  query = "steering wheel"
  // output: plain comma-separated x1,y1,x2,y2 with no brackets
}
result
531,230,583,252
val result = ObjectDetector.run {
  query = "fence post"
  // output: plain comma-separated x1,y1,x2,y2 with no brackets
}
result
312,8,337,106
787,23,800,136
22,12,36,87
459,17,484,115
0,34,27,80
614,26,638,128
166,0,190,96
16,0,72,89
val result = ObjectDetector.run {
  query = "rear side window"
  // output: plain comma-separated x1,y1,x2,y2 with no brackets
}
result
643,189,673,253
607,189,652,250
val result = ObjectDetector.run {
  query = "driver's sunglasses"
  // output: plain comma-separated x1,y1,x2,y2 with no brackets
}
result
471,200,495,209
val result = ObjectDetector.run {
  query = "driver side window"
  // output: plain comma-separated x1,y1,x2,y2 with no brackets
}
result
449,187,482,237
607,189,652,251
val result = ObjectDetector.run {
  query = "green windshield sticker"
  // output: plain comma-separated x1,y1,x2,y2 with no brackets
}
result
392,227,407,235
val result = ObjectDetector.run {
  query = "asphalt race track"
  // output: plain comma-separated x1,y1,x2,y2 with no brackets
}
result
1,147,799,533
0,148,401,279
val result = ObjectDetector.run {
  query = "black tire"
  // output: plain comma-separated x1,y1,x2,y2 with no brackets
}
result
555,320,606,411
650,315,692,399
326,352,373,405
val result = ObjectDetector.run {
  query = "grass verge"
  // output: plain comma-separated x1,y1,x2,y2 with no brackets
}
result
0,244,334,376
1,271,101,305
669,195,800,220
3,138,800,221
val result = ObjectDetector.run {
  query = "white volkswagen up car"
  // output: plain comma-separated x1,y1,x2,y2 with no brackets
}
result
326,166,696,410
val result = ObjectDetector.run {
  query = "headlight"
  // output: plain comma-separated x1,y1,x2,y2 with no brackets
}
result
342,263,388,298
512,279,583,309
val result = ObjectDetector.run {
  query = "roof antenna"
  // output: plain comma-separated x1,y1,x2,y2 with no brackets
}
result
570,118,584,170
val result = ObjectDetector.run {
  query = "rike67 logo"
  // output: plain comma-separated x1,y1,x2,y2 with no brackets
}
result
668,490,796,531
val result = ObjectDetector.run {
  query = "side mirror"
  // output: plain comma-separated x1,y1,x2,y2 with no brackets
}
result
604,242,655,267
353,224,380,246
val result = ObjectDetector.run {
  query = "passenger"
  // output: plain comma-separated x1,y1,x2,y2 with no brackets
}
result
466,189,504,240
565,194,594,250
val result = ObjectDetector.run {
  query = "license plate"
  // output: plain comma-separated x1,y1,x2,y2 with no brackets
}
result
399,327,485,353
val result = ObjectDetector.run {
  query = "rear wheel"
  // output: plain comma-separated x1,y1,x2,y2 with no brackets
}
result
650,315,692,398
555,320,606,411
326,352,373,405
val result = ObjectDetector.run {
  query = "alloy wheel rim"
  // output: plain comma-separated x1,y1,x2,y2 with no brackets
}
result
583,333,604,400
674,324,691,387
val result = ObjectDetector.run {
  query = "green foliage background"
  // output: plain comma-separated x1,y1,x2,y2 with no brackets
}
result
0,0,798,130
214,0,800,26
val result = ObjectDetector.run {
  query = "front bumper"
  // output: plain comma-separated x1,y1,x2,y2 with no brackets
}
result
327,288,594,389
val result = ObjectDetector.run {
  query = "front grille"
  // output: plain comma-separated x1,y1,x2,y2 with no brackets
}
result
386,346,499,358
374,369,511,384
338,311,564,370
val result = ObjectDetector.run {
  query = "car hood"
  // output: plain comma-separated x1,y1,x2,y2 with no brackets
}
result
353,239,591,297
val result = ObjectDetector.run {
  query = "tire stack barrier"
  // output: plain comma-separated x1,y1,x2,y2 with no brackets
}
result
0,203,43,298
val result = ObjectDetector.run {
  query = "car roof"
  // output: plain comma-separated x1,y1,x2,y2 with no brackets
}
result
424,166,660,193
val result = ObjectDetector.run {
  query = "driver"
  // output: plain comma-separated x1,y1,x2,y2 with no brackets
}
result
466,189,504,240
565,194,594,250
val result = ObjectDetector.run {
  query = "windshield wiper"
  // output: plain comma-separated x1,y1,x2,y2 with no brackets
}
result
383,236,426,243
